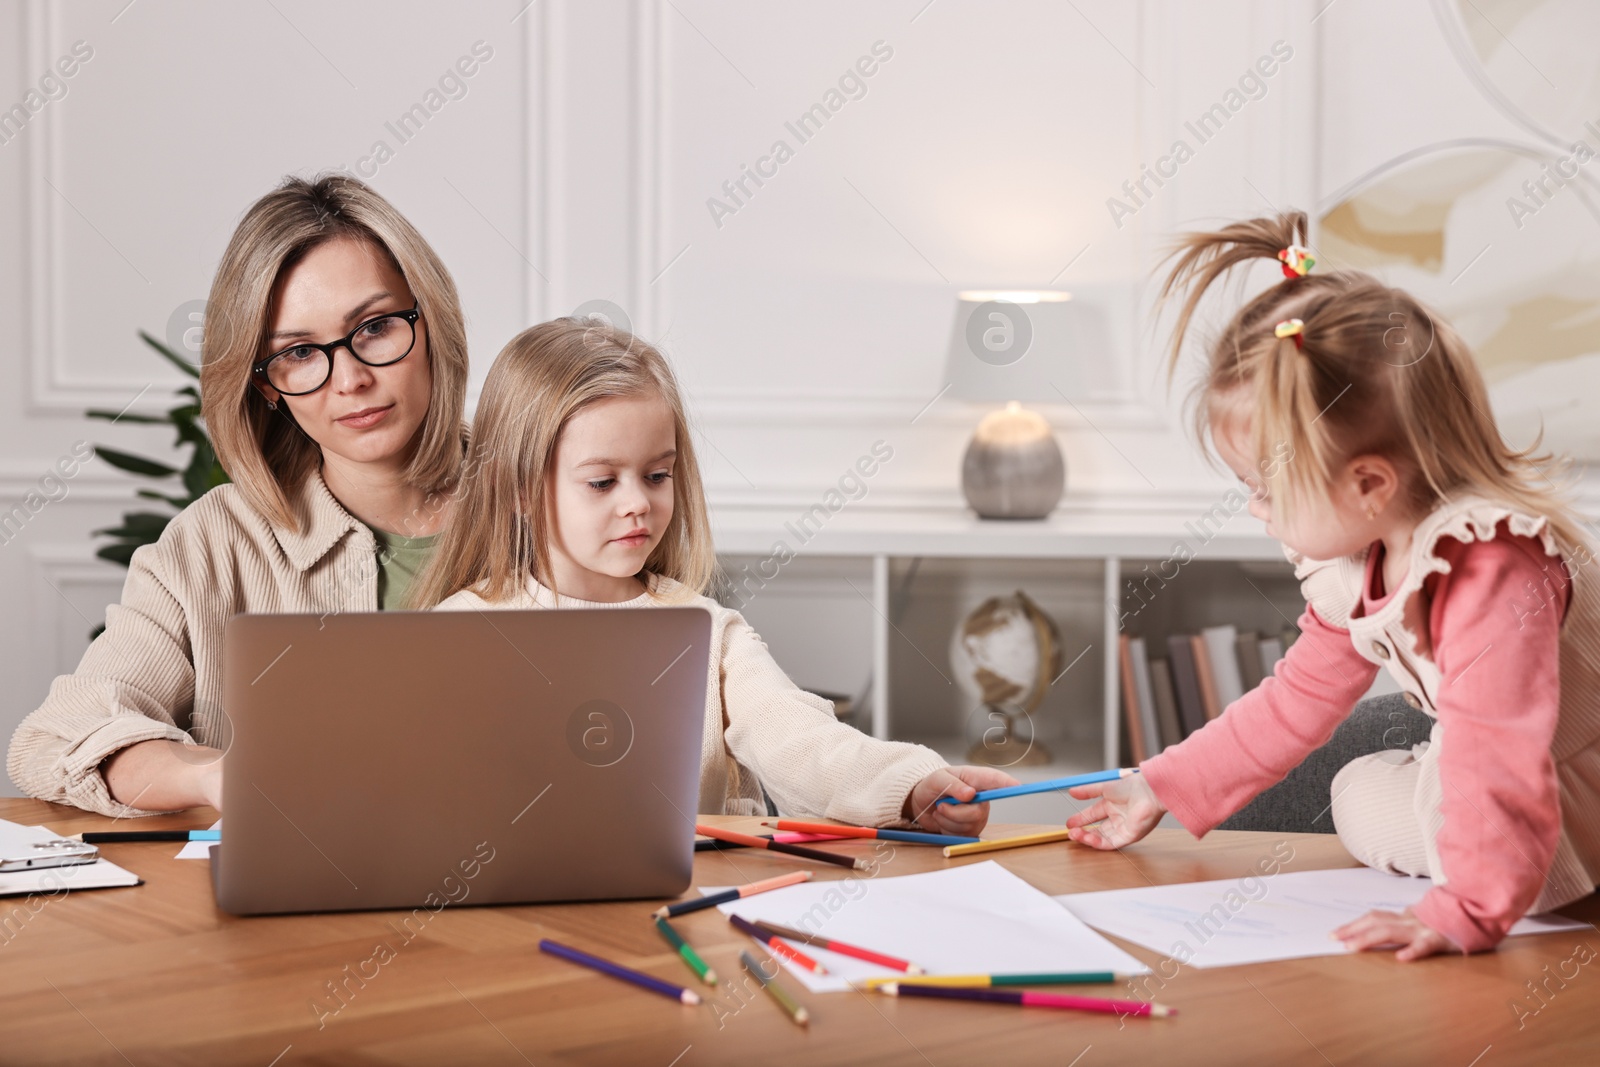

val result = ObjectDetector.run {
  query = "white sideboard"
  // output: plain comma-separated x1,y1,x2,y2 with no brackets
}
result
710,503,1286,768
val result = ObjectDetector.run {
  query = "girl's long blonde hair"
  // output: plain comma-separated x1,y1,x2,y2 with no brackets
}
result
409,318,716,608
1160,209,1588,556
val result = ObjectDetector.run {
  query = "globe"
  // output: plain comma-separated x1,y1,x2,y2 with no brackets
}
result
949,590,1063,767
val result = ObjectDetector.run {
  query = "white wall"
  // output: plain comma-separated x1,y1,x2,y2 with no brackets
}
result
0,0,1586,793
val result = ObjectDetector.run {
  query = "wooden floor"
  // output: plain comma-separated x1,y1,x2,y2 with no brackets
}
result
1,798,1596,1066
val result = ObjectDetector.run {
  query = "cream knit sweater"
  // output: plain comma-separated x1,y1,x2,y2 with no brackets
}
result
8,469,380,816
435,575,948,825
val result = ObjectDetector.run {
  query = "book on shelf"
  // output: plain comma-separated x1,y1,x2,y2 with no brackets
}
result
1128,637,1161,760
1235,629,1264,691
1200,625,1245,708
1166,635,1209,738
1148,658,1184,750
1189,634,1223,721
1118,635,1148,763
1259,634,1286,677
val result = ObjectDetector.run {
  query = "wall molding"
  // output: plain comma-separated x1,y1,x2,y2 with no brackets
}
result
25,0,549,416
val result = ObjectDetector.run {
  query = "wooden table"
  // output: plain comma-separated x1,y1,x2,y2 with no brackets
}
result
1,799,1595,1066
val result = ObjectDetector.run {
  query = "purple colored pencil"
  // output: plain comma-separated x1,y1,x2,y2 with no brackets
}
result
539,938,701,1005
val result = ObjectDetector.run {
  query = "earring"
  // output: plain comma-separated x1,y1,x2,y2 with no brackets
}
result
1365,504,1377,521
267,400,277,411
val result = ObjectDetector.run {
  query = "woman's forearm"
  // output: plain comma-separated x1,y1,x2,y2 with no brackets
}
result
102,739,224,812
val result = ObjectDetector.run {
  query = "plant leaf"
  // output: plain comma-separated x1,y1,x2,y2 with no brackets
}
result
85,409,169,424
94,543,141,567
92,512,172,539
139,330,200,379
183,438,220,499
136,488,192,508
92,446,179,478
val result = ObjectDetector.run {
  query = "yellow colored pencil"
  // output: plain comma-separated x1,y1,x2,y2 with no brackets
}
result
856,970,1127,989
942,828,1076,858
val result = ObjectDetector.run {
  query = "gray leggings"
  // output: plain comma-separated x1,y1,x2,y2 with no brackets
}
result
1217,693,1433,834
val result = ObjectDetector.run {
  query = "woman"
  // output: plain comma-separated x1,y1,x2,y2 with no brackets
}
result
6,174,469,816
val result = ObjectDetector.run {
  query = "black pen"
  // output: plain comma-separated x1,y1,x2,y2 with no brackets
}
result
78,829,220,843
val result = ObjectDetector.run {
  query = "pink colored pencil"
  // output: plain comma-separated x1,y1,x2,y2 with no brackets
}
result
881,983,1175,1017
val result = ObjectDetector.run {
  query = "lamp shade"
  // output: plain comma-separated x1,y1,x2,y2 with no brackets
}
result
941,290,1118,403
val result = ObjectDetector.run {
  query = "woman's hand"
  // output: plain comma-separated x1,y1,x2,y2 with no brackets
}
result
1333,908,1462,961
1064,772,1165,849
904,765,1020,836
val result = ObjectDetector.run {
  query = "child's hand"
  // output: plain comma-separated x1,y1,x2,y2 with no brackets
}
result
1064,773,1164,849
904,766,1020,836
1333,907,1462,961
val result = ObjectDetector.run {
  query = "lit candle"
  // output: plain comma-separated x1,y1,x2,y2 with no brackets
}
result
961,402,1065,519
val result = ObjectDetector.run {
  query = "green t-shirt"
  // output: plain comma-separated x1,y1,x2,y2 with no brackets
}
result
367,525,440,611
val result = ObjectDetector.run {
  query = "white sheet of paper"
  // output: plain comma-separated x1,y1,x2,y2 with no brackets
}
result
1056,866,1593,969
705,859,1149,993
0,828,140,896
176,819,222,860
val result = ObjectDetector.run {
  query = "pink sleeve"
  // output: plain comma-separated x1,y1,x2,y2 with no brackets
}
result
1410,531,1569,953
1141,606,1378,835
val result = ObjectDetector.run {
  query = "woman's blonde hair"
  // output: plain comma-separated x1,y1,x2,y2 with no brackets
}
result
1160,209,1588,556
201,173,469,531
409,318,716,609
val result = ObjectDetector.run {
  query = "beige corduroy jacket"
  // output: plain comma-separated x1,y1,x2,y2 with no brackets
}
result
7,470,378,816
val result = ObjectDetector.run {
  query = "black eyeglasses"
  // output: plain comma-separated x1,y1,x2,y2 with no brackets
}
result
253,306,421,397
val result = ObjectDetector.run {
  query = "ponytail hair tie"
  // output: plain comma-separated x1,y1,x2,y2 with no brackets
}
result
1277,244,1315,279
1274,318,1305,350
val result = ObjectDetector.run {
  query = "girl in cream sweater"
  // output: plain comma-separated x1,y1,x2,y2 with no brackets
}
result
412,318,1015,830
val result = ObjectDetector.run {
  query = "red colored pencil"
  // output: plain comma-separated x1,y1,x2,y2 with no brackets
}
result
694,824,866,871
728,914,828,975
750,919,923,974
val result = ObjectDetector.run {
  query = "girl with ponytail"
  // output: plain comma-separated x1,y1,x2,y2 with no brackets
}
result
1066,211,1600,959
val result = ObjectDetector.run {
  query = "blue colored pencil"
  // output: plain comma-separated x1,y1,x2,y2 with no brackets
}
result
934,768,1139,806
539,938,701,1005
761,820,980,846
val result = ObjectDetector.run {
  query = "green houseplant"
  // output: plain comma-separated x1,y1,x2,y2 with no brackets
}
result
87,332,230,636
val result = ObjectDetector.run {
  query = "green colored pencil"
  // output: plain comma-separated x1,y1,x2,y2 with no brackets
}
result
654,917,717,986
858,971,1125,989
741,950,809,1027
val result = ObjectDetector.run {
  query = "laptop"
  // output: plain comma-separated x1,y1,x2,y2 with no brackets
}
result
212,607,711,916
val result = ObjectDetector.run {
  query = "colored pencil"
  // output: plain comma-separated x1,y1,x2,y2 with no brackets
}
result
694,823,866,871
79,829,220,843
941,829,1077,857
858,971,1126,989
762,820,981,847
934,767,1139,806
750,919,922,974
652,870,813,919
654,917,717,986
741,950,810,1027
774,831,850,844
539,938,701,1005
728,914,828,975
694,832,847,852
879,983,1174,1017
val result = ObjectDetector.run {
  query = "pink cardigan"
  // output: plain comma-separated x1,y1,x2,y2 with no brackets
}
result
1141,532,1570,953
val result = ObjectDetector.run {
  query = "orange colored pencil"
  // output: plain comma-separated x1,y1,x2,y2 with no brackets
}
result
694,823,866,871
729,913,828,975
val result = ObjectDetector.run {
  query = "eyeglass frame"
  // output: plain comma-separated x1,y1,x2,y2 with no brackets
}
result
252,305,423,398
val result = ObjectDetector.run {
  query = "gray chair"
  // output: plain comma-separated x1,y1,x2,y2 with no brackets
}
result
1217,693,1433,834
